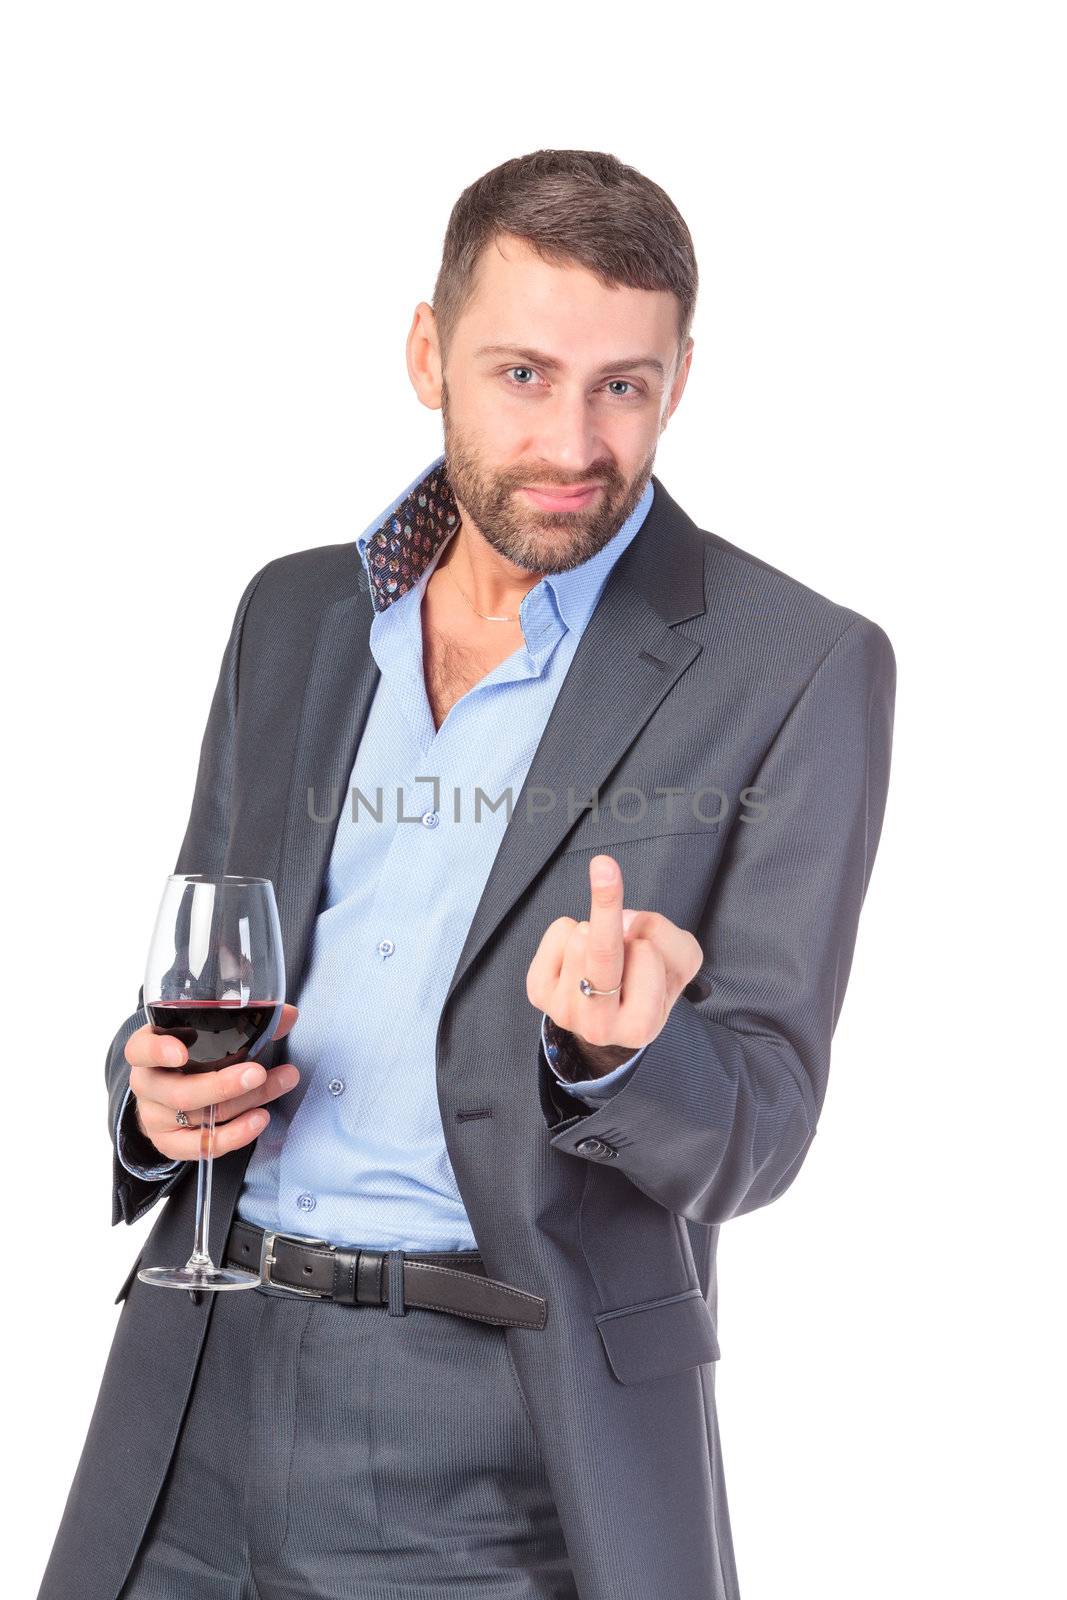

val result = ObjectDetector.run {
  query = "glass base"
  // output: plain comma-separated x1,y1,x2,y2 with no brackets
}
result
137,1264,261,1292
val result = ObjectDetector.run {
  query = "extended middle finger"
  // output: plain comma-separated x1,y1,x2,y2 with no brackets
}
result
585,855,625,991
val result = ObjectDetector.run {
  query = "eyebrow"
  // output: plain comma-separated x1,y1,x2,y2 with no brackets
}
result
473,344,666,379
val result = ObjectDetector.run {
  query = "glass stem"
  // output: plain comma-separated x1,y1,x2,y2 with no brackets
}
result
186,1101,217,1274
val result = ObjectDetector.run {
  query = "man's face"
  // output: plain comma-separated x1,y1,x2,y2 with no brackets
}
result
422,233,691,575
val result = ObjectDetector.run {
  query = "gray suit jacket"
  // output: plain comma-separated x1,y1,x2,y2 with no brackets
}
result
40,473,895,1600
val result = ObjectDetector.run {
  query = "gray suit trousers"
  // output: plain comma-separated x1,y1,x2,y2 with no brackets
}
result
117,1262,579,1599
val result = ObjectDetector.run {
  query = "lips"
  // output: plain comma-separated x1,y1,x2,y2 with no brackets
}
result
522,485,602,512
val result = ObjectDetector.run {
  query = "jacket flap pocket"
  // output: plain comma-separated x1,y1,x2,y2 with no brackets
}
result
594,1287,719,1384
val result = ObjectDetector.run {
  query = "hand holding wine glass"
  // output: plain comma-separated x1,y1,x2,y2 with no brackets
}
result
136,873,288,1294
124,1002,301,1163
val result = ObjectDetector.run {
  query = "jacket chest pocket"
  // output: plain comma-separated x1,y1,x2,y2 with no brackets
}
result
594,1287,720,1384
559,791,722,857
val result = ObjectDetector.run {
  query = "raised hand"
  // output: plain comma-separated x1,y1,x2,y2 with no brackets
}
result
526,855,704,1075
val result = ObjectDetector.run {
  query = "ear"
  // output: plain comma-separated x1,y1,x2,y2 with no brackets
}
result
406,301,445,410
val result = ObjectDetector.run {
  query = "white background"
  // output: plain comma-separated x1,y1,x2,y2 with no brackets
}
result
3,3,1063,1595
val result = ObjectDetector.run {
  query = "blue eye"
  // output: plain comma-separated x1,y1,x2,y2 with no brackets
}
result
502,368,640,398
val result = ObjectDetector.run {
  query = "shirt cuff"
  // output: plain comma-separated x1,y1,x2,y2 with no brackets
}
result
540,1013,646,1100
115,1083,185,1181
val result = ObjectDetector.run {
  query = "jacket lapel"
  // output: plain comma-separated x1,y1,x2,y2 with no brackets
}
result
273,587,379,998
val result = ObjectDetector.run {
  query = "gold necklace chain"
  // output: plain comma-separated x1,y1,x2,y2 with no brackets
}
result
444,556,521,623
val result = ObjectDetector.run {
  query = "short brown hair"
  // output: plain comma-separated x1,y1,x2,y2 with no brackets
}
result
431,149,698,378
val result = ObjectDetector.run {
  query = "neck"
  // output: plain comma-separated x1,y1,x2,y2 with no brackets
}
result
439,521,543,621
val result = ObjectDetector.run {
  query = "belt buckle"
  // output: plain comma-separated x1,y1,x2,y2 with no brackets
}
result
258,1228,332,1297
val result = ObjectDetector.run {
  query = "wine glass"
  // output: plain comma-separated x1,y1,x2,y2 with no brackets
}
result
137,873,285,1293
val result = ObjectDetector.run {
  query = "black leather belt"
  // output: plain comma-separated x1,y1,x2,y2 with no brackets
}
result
224,1218,547,1330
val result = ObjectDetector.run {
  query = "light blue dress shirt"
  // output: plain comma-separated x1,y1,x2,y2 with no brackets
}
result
117,454,653,1250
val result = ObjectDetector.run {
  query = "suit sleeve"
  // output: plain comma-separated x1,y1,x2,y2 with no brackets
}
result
116,1081,184,1181
539,615,896,1225
109,563,268,1226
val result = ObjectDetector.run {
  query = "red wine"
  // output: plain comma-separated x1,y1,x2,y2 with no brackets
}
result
147,999,283,1074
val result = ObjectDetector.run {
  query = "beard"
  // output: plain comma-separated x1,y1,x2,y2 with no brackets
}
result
440,379,657,575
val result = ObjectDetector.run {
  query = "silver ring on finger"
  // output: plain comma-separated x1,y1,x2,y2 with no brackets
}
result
579,977,621,997
175,1109,191,1127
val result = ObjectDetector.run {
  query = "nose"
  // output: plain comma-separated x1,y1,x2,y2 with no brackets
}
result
528,384,608,479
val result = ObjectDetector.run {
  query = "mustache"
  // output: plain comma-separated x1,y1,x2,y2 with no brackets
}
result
505,475,616,494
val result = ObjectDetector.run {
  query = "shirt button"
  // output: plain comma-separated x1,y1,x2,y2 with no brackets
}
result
421,810,440,828
327,1078,345,1096
377,938,395,958
296,1191,317,1212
